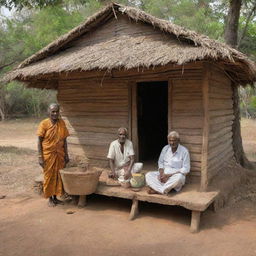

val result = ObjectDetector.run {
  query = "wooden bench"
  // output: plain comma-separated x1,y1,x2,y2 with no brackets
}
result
94,183,219,233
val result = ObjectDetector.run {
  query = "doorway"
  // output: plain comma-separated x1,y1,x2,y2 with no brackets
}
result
137,81,168,162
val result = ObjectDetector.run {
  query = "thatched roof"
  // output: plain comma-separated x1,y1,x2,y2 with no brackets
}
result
4,2,256,85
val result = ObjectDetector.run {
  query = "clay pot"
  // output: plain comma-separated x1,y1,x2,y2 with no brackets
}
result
130,173,145,188
60,167,102,195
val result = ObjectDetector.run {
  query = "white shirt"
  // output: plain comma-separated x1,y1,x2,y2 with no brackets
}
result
107,139,135,168
158,144,190,175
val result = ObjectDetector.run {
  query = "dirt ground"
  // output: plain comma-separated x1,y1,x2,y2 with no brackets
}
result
1,118,256,256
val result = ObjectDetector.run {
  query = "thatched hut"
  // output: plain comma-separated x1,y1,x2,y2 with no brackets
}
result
5,3,256,191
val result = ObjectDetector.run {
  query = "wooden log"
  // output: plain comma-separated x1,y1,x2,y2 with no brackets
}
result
201,63,210,191
59,90,128,98
131,82,138,161
209,132,233,148
210,73,230,85
68,134,116,146
62,111,128,117
209,87,232,97
209,93,232,99
189,170,201,176
58,62,203,81
190,161,202,168
207,148,234,170
68,143,108,158
112,68,203,80
172,102,203,112
209,84,232,95
190,210,201,233
61,104,128,112
190,153,202,162
209,115,234,125
208,154,234,178
58,84,128,92
182,144,202,154
63,116,128,125
67,126,119,134
59,80,128,89
168,79,173,131
209,126,232,141
78,195,87,208
129,198,139,220
60,96,128,103
172,110,204,116
173,79,202,86
209,101,233,111
208,140,233,161
209,109,234,117
173,95,202,100
175,128,203,136
172,111,203,116
209,121,233,133
178,135,202,144
172,116,203,129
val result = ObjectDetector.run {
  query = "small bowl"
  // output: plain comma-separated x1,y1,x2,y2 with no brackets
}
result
120,181,131,188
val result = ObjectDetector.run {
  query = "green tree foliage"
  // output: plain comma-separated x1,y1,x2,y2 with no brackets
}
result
239,87,256,118
0,5,84,119
0,0,256,119
3,82,56,117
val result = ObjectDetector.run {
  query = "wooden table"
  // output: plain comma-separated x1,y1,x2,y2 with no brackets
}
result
94,183,219,233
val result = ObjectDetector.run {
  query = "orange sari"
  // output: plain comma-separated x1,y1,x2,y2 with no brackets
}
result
37,118,69,198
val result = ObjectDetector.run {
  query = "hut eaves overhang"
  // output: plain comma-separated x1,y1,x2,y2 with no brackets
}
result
3,3,256,86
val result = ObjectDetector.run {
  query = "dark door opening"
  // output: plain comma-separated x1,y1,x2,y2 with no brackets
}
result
137,81,168,162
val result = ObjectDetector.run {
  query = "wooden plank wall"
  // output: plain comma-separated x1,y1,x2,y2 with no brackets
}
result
207,65,235,182
55,14,206,181
170,79,203,180
57,79,129,167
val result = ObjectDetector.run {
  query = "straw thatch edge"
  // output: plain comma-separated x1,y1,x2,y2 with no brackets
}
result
3,2,256,85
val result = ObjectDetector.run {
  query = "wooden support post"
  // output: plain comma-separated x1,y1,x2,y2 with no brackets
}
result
131,82,138,162
190,210,201,233
71,195,78,205
129,198,139,220
78,195,87,208
201,62,210,191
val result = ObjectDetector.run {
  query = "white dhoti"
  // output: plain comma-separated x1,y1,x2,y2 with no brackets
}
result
116,162,143,183
145,171,185,194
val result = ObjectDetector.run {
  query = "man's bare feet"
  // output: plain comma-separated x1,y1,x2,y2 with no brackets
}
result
48,198,56,207
147,187,160,194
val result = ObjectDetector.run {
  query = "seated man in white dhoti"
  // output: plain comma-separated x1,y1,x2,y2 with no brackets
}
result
107,127,143,184
145,131,190,194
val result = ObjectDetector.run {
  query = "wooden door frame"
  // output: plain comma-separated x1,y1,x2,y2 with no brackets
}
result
168,79,173,133
129,79,170,163
129,81,139,162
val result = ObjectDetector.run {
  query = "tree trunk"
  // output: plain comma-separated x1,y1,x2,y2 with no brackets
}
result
232,84,253,168
224,0,252,168
224,0,242,48
0,106,5,120
237,1,256,49
0,87,6,121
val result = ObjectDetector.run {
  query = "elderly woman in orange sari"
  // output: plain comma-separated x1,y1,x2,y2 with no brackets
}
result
37,103,70,207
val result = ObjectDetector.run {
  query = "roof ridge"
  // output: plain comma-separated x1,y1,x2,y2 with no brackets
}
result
18,2,246,69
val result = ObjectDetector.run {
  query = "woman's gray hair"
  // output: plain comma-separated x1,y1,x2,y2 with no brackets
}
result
118,127,128,135
167,131,180,139
48,103,60,110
